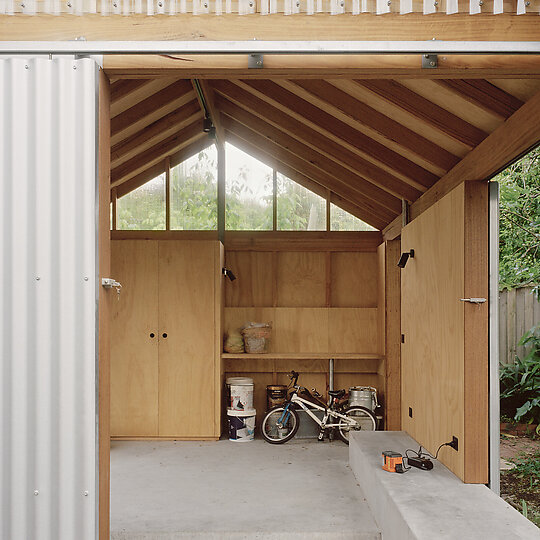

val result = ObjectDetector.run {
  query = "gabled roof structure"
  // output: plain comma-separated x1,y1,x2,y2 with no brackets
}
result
110,75,540,230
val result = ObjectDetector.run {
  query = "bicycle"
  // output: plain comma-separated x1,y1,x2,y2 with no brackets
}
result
260,370,378,444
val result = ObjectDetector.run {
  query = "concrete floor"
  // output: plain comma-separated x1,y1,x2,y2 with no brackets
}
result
110,439,381,540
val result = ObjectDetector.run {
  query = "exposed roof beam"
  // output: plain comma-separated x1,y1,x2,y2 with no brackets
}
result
111,99,202,167
225,130,388,230
384,87,540,240
354,79,488,148
238,79,438,189
192,79,226,143
111,121,206,186
219,101,402,214
111,79,149,104
212,86,423,201
289,79,460,172
433,79,524,119
223,117,398,224
111,79,194,139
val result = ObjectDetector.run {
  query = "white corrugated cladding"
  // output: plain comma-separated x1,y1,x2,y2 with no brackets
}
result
0,57,98,540
0,0,532,14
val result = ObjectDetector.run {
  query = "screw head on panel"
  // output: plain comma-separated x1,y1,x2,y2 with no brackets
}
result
21,3,25,7
67,2,71,6
84,491,89,496
34,490,39,496
25,65,29,69
36,276,40,280
84,277,89,281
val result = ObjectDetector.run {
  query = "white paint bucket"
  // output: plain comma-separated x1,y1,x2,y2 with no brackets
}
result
226,377,254,411
227,408,256,442
349,386,377,412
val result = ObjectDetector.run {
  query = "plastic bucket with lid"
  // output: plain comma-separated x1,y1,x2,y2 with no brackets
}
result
227,408,256,442
226,377,254,411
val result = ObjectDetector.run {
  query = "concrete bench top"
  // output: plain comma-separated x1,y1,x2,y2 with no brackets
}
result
350,431,540,540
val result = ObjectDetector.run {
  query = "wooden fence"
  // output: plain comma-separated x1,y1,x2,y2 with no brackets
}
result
499,286,540,365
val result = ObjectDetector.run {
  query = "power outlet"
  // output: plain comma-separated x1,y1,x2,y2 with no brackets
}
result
450,436,459,451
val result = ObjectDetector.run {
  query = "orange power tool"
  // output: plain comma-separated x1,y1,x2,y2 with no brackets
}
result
382,451,405,473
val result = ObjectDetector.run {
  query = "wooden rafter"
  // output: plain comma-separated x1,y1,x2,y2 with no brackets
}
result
111,79,194,138
238,79,438,189
111,99,202,167
225,130,388,230
354,79,488,148
111,121,206,186
111,79,149,104
289,79,460,171
433,79,524,119
212,86,423,201
219,100,404,213
384,87,540,239
223,117,398,224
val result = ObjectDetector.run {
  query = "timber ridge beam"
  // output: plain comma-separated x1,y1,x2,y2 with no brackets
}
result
383,87,540,240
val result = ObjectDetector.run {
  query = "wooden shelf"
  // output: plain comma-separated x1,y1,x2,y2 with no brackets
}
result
221,353,383,360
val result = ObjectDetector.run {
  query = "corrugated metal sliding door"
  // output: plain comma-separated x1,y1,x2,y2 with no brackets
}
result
0,57,99,540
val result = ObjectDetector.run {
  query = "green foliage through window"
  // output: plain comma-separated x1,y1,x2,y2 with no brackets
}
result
117,174,166,230
330,203,376,231
170,146,218,230
225,143,273,230
277,173,326,231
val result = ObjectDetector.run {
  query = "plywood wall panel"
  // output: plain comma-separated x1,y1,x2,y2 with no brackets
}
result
277,252,326,307
401,184,465,480
110,240,160,437
225,251,273,307
331,252,379,307
328,308,379,353
274,308,329,353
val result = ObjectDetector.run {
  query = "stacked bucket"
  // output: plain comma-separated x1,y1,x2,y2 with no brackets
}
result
226,377,255,442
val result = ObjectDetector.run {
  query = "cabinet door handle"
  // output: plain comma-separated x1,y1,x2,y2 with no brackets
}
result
162,333,168,338
149,333,155,338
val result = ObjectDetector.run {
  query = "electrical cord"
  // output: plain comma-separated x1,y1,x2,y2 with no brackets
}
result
405,441,453,462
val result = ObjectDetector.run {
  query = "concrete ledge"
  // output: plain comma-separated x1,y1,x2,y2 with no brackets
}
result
350,431,540,540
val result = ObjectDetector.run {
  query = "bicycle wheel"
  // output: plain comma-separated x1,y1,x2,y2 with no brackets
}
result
260,406,300,444
337,406,377,444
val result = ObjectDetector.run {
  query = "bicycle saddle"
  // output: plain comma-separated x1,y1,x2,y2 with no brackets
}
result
328,389,346,399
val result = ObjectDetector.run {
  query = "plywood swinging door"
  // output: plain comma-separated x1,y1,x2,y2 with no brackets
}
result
401,182,489,483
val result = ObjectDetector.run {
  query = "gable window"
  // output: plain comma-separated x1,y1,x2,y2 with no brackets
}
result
330,203,376,231
170,146,218,230
116,174,166,230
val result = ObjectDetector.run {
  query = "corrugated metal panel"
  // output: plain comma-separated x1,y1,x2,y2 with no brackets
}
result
0,0,534,14
0,56,98,540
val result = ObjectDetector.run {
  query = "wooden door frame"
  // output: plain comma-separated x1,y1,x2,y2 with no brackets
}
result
98,67,112,540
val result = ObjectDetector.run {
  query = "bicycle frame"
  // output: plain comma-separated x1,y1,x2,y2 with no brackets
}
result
278,389,358,430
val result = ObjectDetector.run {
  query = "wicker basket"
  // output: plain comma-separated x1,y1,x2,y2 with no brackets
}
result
242,323,272,354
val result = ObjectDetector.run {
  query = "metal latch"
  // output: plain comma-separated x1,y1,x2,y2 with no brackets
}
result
460,298,486,304
102,278,122,299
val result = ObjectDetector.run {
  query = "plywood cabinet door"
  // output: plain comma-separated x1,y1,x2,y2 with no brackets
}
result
110,240,160,437
158,241,216,437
